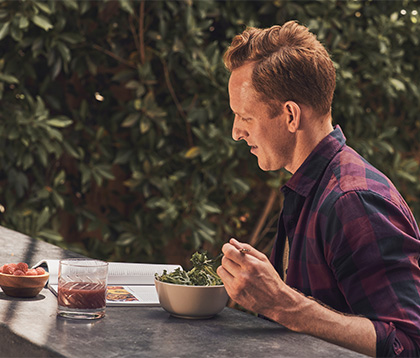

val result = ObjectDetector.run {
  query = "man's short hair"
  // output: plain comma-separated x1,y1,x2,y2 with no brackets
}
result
224,21,336,117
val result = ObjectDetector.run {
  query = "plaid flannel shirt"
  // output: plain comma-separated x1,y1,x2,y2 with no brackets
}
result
270,125,420,357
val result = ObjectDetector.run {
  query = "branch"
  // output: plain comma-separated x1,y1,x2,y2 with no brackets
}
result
92,44,136,69
162,60,194,147
129,14,141,60
249,189,278,247
138,1,146,65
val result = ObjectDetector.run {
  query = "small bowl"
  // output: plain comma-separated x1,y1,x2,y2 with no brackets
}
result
0,272,50,298
154,279,229,319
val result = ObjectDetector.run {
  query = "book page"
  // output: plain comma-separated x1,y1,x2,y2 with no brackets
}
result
107,262,180,285
33,260,180,286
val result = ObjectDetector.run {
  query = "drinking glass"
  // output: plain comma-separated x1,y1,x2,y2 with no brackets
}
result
57,258,108,320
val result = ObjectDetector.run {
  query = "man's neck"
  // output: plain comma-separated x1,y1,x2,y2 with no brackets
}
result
287,115,334,174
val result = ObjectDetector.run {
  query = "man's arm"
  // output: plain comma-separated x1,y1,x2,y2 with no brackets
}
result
323,190,420,357
217,238,376,356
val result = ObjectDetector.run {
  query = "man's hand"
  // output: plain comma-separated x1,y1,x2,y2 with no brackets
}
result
216,238,298,325
217,238,376,357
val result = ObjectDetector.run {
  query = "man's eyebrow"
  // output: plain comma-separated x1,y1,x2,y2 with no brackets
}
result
232,110,247,118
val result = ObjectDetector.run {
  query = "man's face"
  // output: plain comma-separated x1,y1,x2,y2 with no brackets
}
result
228,62,296,172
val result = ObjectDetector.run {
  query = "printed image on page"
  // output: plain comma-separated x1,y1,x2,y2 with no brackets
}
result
107,286,139,304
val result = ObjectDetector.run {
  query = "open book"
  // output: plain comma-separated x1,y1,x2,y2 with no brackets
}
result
33,259,181,306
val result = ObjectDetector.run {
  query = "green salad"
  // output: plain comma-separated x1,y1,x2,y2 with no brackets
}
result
155,251,223,286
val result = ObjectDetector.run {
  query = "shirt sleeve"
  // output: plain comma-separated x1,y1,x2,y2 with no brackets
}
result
325,190,420,357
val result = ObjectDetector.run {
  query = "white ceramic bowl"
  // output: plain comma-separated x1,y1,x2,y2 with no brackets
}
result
154,279,229,319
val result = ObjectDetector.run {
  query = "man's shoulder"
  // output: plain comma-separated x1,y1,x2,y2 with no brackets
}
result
318,145,401,208
334,146,394,193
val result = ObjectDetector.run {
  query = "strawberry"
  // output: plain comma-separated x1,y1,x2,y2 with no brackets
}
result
35,267,46,275
16,262,28,273
26,268,38,276
2,264,15,275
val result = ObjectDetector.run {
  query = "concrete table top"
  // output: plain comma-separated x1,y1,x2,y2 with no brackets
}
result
0,226,367,358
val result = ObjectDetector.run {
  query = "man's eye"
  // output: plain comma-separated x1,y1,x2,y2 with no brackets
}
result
242,117,252,122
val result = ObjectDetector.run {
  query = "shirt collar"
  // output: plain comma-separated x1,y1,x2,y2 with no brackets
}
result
282,125,346,197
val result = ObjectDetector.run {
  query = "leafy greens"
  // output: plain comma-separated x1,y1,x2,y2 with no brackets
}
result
155,251,223,286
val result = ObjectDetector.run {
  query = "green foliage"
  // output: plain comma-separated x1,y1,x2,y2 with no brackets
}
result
0,0,419,263
155,251,223,286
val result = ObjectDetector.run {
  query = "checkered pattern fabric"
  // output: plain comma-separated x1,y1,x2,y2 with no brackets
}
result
270,126,420,357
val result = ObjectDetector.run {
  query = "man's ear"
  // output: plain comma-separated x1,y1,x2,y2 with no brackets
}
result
284,101,301,133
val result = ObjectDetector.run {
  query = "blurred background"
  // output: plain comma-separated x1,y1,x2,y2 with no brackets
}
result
0,0,419,268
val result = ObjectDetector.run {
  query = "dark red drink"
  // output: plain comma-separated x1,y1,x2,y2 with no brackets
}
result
58,282,106,309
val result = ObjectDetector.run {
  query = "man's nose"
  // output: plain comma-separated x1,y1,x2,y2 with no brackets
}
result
232,115,247,142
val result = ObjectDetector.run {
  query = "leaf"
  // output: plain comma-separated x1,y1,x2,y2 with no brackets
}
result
59,32,84,44
63,0,79,11
37,145,48,166
390,12,399,22
32,15,53,31
8,170,29,198
140,117,151,134
116,232,136,246
125,80,141,89
346,2,362,11
62,141,81,159
0,22,9,40
34,2,53,15
80,164,91,187
185,146,200,159
114,149,133,164
56,42,71,63
197,229,215,244
51,56,62,79
52,190,65,208
396,170,418,183
0,73,19,84
119,0,134,15
36,207,51,231
53,170,66,187
377,141,394,155
94,165,115,180
201,202,222,214
231,178,251,193
38,229,63,242
46,118,73,127
22,153,33,170
85,55,97,75
19,16,29,29
121,113,140,127
389,78,405,91
45,126,63,141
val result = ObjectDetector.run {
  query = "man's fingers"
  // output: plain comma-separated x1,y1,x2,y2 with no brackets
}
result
228,238,267,261
220,252,242,276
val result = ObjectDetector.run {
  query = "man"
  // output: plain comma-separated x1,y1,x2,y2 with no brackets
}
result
217,21,420,357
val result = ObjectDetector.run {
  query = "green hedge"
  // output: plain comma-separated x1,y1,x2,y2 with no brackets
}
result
0,0,419,265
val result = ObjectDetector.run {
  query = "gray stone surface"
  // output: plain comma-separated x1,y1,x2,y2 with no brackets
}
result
0,226,367,357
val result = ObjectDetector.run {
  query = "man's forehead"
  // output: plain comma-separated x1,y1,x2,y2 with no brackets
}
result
229,66,258,99
240,78,254,96
229,83,252,113
229,62,254,86
229,73,260,112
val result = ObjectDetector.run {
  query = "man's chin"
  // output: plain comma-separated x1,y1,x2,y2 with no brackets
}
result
257,161,274,172
257,159,282,172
